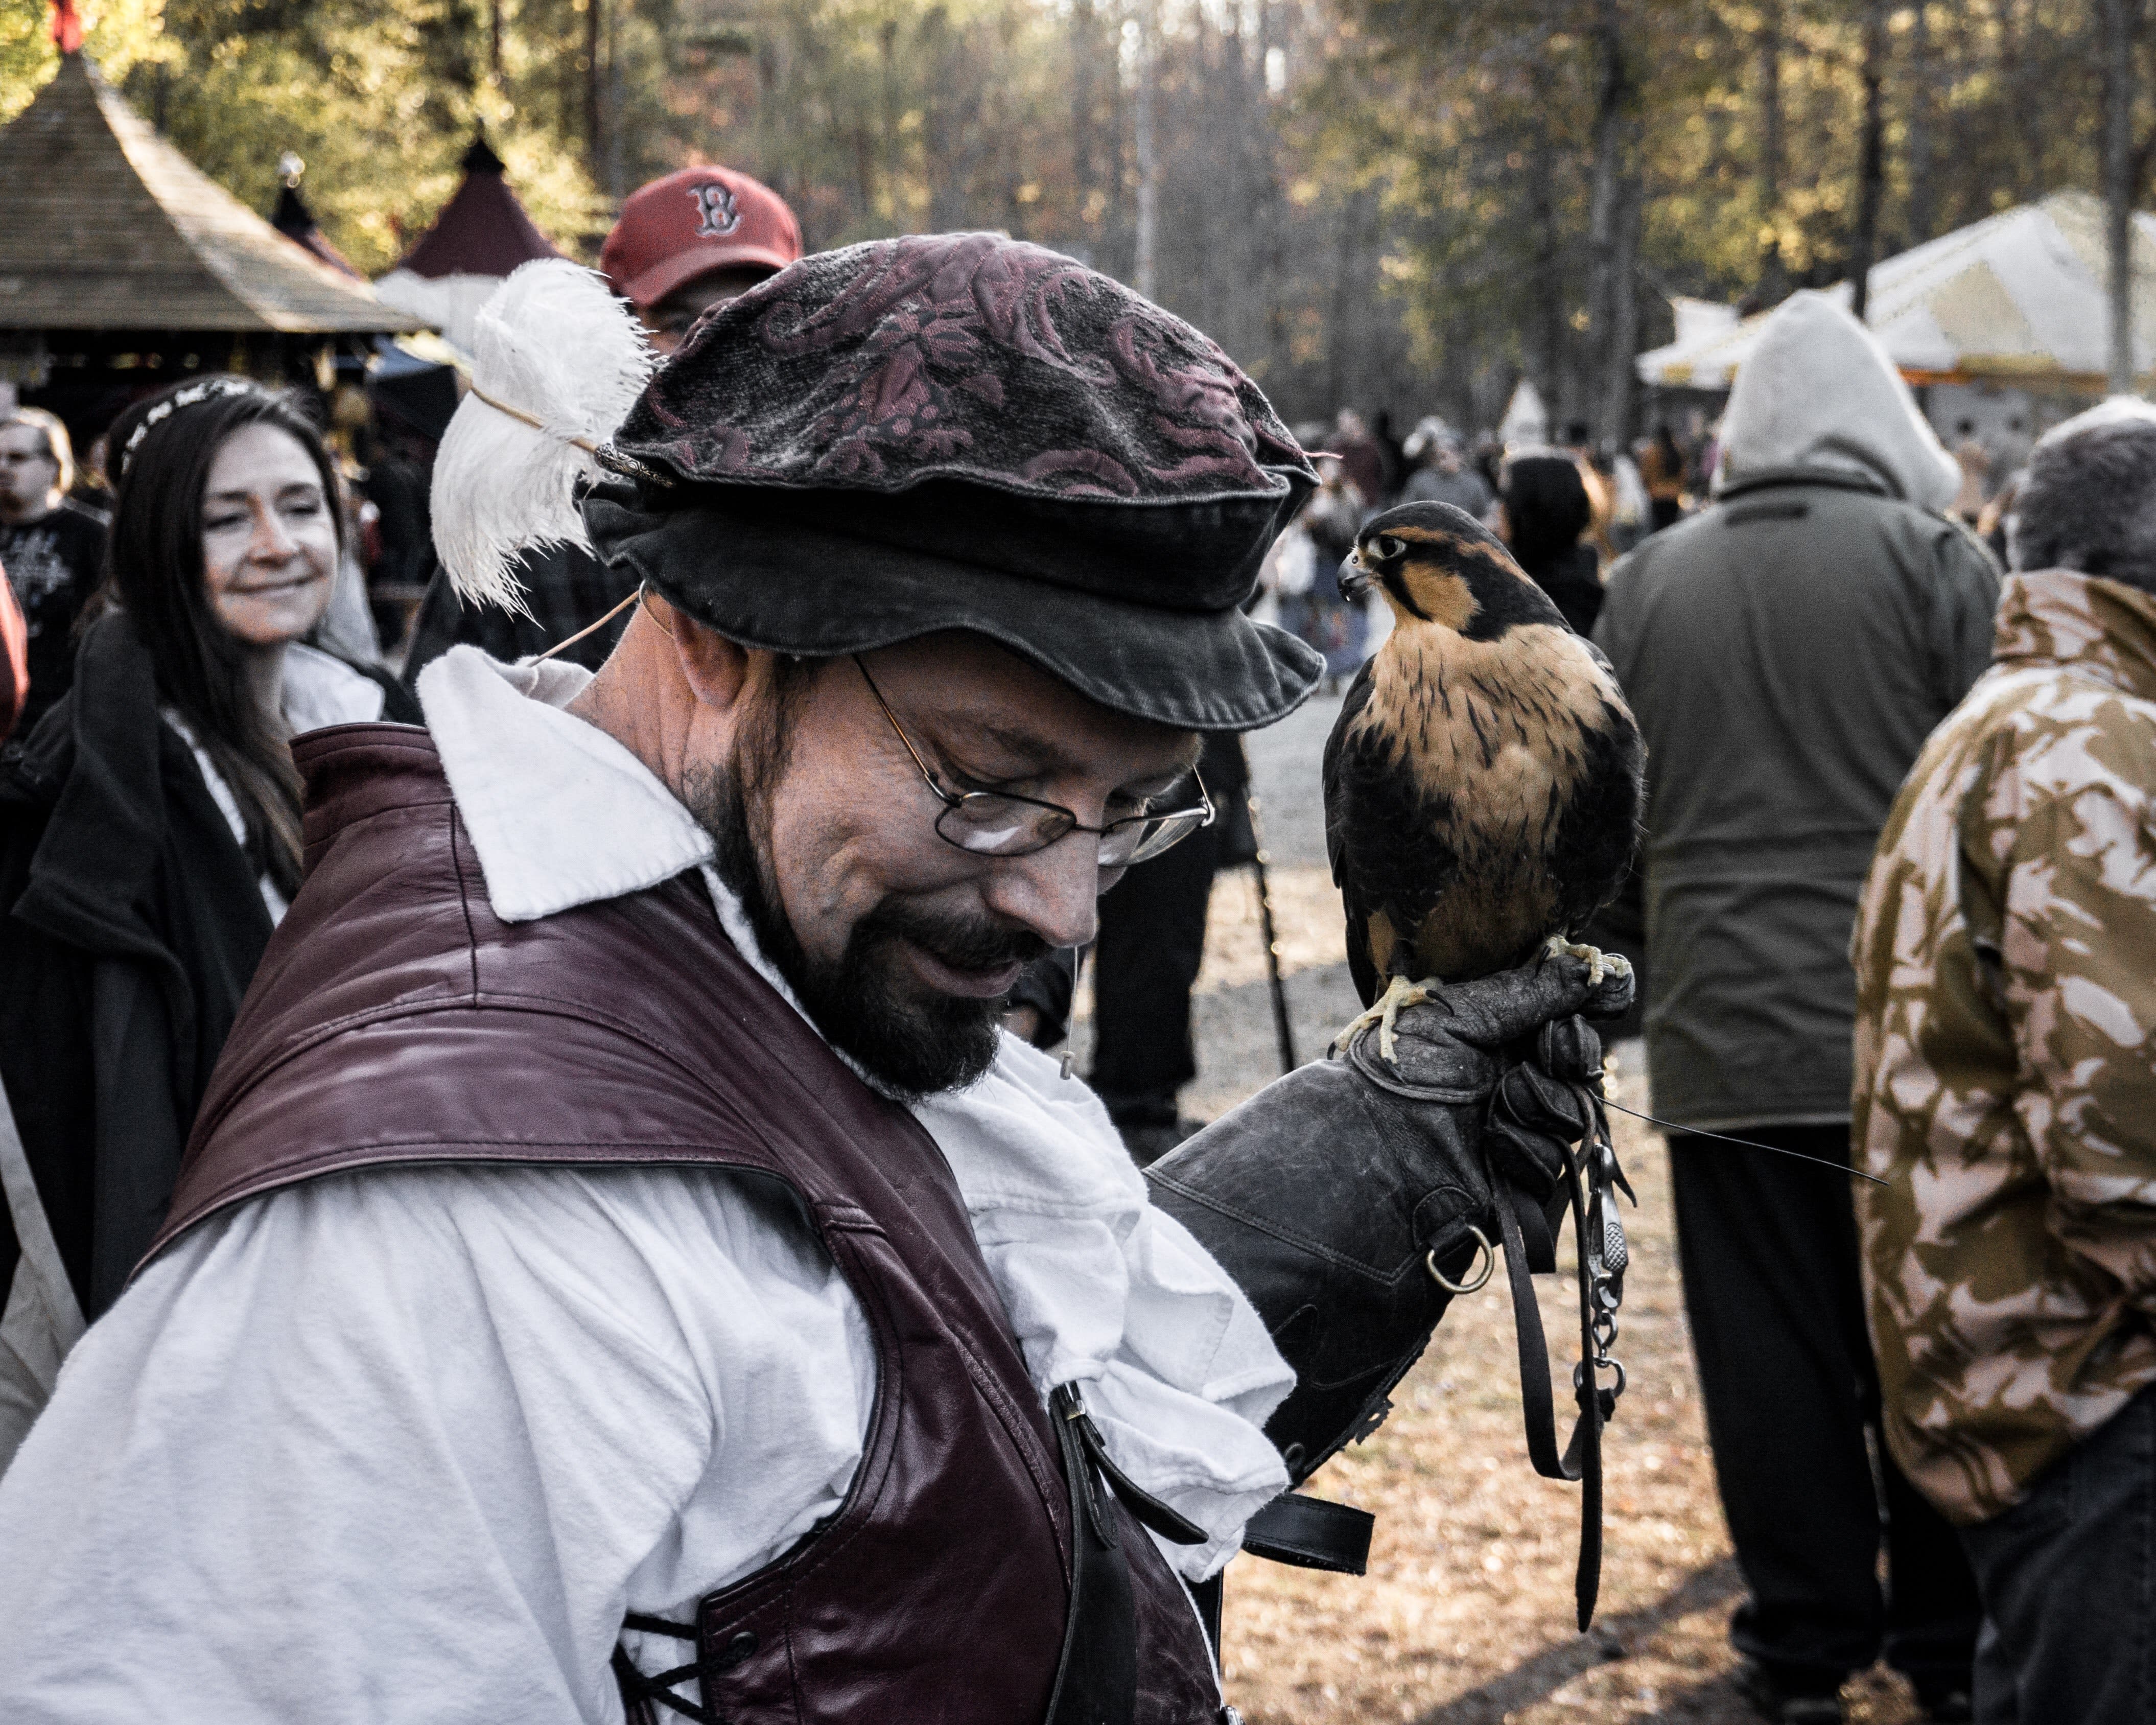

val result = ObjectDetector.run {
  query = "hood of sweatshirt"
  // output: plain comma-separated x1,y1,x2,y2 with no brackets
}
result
1714,290,1960,511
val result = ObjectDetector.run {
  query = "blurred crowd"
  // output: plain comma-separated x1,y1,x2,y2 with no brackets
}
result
1258,406,1724,691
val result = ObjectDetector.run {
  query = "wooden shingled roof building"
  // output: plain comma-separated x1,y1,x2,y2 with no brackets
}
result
0,51,421,440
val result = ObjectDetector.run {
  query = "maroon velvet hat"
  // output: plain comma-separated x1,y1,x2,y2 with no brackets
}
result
583,231,1322,731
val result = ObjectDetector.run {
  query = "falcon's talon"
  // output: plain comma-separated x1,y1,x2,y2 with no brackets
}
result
1334,973,1437,1064
1544,934,1610,985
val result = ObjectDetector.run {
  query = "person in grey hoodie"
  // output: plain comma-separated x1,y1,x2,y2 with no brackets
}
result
1595,294,1998,1725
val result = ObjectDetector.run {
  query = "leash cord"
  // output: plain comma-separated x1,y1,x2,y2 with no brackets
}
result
1596,1098,1889,1185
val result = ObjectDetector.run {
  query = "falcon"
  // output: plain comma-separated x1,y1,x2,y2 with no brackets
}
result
1323,501,1645,1059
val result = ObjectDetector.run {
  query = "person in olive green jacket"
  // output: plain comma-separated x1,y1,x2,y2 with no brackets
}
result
1853,399,2156,1725
1596,292,1998,1724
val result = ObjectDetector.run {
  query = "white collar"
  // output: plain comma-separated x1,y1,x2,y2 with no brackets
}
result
282,642,385,735
416,646,714,923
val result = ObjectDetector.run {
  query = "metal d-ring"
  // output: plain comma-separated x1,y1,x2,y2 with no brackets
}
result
1426,1225,1496,1295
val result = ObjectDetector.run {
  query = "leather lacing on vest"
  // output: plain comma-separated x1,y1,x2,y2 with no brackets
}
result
612,1383,1223,1725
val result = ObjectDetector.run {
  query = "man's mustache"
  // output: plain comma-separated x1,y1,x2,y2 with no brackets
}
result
859,898,1049,979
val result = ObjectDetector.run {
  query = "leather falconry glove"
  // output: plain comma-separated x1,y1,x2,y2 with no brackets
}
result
1145,950,1636,1631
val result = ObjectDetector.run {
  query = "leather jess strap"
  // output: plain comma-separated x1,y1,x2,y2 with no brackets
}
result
1488,1104,1626,1633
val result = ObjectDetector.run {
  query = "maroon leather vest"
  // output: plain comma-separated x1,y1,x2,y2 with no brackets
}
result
146,725,1220,1724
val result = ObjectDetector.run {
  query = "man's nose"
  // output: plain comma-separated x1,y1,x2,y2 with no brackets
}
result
981,833,1102,953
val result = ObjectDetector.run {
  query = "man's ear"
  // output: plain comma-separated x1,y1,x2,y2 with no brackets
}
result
658,595,752,712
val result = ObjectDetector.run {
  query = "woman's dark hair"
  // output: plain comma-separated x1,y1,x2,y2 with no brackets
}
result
1502,455,1592,568
105,377,343,898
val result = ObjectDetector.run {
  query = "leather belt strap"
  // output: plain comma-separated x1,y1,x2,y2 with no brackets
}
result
1494,1181,1588,1483
1561,1141,1607,1631
1043,1382,1140,1725
1490,1128,1622,1630
1241,1493,1372,1574
1042,1381,1207,1725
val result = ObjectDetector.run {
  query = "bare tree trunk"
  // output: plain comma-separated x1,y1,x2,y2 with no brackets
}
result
1849,0,1887,320
1585,0,1631,439
1071,0,1098,254
996,5,1025,235
489,0,503,82
1907,0,1935,242
1527,95,1564,415
1132,0,1160,300
920,8,956,231
1759,0,1785,301
1603,172,1643,444
756,34,784,222
880,16,900,224
1256,0,1288,383
1326,191,1369,414
604,0,626,198
1997,0,2043,202
2103,0,2144,393
584,0,603,178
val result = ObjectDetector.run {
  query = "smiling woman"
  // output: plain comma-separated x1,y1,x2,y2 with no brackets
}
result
0,378,420,1465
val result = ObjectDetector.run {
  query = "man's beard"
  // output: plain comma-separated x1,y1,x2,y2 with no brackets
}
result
683,705,1045,1102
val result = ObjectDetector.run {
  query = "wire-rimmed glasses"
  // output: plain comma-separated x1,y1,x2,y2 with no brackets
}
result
853,656,1214,867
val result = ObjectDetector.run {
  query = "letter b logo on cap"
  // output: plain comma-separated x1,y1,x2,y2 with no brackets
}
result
691,183,741,238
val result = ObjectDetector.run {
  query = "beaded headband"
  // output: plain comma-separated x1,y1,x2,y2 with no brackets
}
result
120,379,262,474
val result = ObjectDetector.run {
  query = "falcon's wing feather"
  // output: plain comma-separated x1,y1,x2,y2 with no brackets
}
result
1323,665,1383,1009
1548,656,1647,938
1321,665,1372,890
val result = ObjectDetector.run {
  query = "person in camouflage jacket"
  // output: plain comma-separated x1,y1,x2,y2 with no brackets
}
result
1852,398,2156,1725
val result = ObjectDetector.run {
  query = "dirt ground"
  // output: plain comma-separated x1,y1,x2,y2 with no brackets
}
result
1070,688,1925,1725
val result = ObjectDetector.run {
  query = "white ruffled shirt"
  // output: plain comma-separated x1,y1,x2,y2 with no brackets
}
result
0,647,1289,1724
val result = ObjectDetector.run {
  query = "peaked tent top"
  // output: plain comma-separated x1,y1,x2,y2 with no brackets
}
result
271,181,365,282
394,133,563,281
0,53,422,335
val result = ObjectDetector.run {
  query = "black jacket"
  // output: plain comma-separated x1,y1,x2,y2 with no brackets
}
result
1593,469,2000,1129
0,613,413,1316
1519,542,1605,638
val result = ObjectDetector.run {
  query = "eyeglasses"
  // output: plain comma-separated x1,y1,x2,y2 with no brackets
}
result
852,656,1214,867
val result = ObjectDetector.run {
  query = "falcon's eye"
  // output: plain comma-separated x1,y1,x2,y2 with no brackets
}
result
1372,534,1406,561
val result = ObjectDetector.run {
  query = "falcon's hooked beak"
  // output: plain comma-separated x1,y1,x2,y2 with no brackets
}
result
1338,550,1375,603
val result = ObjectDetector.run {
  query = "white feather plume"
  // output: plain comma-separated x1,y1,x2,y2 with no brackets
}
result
430,259,656,612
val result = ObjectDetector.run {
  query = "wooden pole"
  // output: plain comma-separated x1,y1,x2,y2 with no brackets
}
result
1849,0,1888,322
1133,0,1159,300
584,0,603,180
1759,0,1784,302
2103,0,2144,394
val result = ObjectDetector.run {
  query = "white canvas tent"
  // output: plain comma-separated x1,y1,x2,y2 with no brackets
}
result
1638,192,2156,391
1497,379,1549,448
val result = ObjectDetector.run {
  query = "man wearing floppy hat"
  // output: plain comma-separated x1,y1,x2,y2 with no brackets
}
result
0,234,1624,1722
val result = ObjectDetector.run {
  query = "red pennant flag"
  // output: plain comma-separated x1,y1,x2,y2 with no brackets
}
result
51,0,84,53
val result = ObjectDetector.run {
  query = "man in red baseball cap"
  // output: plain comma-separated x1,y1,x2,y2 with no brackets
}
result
598,164,804,353
404,164,807,675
